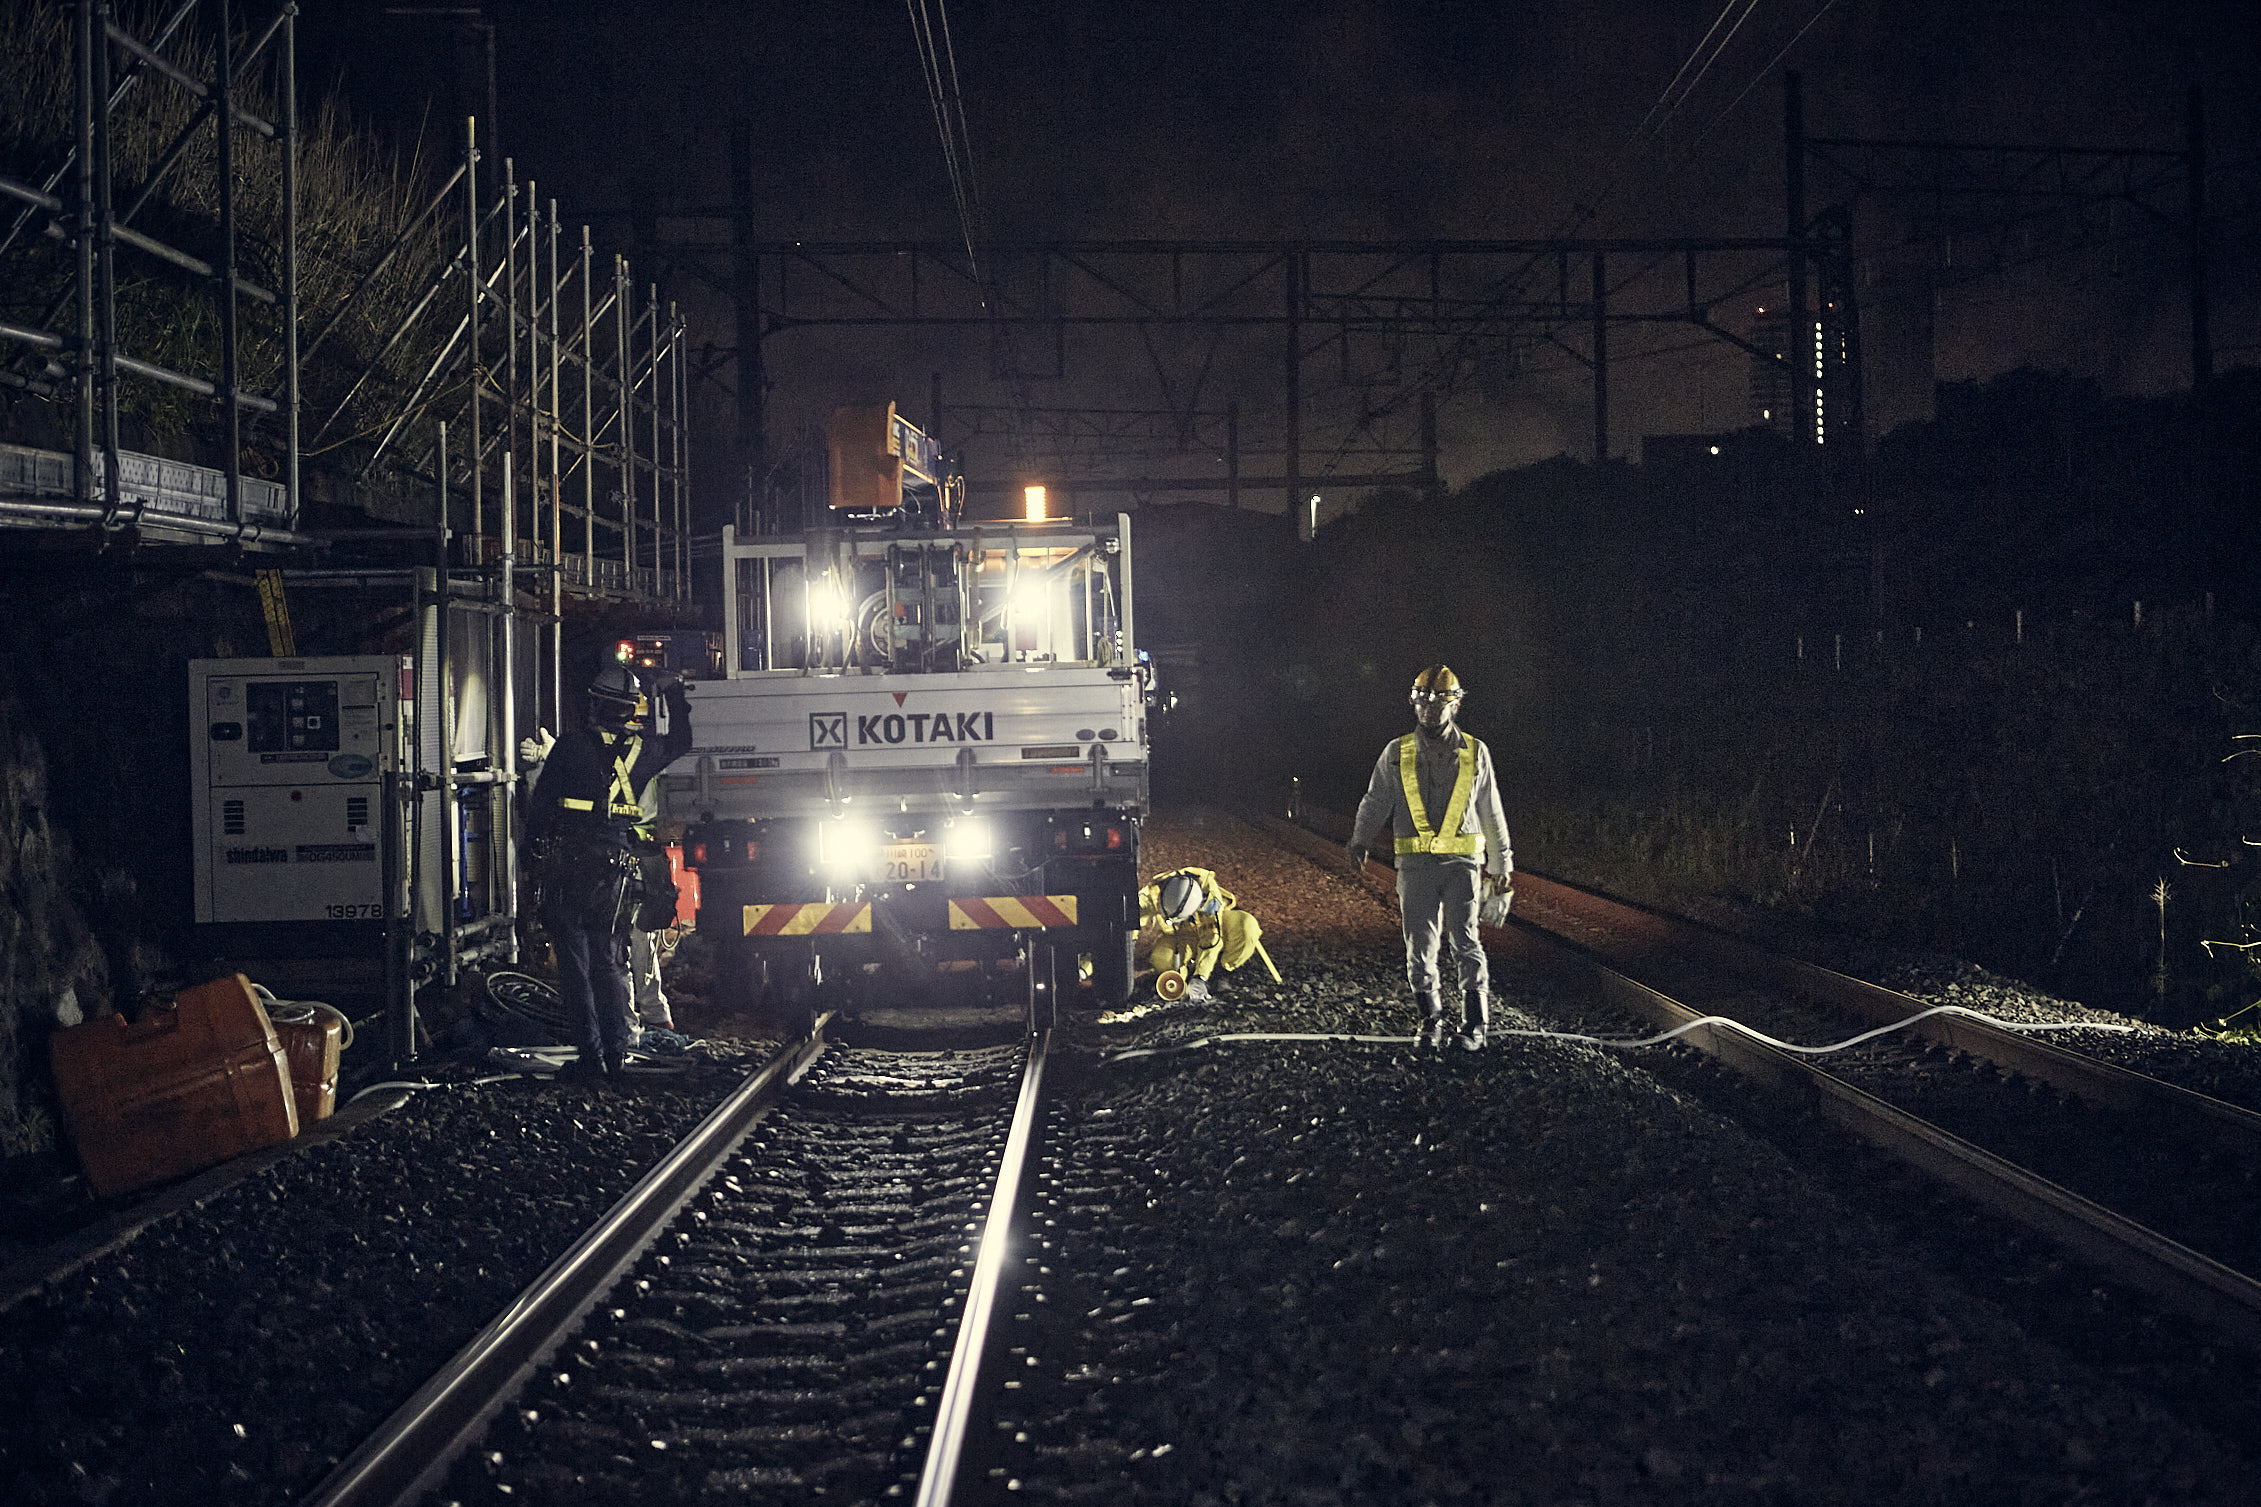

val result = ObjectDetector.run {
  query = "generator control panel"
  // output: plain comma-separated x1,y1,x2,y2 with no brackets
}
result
190,656,412,926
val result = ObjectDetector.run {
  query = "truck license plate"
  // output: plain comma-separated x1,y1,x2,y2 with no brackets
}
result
881,842,944,883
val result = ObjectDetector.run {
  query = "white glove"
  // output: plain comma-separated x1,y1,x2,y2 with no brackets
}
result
519,726,556,768
1183,978,1211,1003
1479,874,1514,927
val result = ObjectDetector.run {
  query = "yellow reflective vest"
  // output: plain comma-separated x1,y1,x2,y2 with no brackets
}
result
1348,725,1512,872
1394,735,1479,856
553,730,646,821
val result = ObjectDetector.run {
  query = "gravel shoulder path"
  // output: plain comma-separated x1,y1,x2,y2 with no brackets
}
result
1015,808,2259,1504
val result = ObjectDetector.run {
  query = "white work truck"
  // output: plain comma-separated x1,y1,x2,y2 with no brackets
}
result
662,511,1153,1029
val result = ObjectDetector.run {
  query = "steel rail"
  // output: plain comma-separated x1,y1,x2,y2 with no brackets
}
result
1512,872,2261,1164
1271,804,2261,1161
1263,805,2261,1347
1491,921,2261,1352
913,1027,1052,1507
297,1023,832,1507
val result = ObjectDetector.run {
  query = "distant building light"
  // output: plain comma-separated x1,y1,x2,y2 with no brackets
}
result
1708,445,1720,455
1024,485,1047,521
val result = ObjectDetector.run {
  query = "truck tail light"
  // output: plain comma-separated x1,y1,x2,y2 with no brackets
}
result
686,831,759,869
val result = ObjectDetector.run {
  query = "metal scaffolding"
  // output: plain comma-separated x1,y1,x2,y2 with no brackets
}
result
0,0,308,544
314,119,693,610
0,7,704,1066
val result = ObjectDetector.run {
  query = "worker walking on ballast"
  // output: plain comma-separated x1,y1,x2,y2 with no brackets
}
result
1346,664,1512,1050
526,663,692,1086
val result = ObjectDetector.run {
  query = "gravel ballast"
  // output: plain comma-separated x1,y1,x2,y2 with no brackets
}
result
0,1048,768,1506
1003,809,2261,1503
4,806,2261,1503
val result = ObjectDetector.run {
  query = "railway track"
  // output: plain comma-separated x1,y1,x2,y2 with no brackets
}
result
9,808,2256,1502
300,1022,1050,1507
1269,808,2261,1354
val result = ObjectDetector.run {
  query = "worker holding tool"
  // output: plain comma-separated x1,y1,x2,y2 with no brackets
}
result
1346,663,1513,1050
525,662,691,1087
1137,866,1280,1002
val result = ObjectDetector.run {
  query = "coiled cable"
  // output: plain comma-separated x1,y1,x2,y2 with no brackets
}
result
248,981,355,1050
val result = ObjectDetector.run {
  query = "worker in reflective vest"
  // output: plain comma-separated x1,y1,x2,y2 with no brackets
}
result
1346,664,1513,1050
525,661,692,1086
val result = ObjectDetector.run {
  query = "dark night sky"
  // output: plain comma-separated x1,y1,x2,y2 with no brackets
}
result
297,0,2261,499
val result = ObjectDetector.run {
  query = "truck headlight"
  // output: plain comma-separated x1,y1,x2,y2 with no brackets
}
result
815,817,879,880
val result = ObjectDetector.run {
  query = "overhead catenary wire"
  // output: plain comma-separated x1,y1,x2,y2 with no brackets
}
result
902,0,1045,475
1683,0,1845,153
1642,0,1765,138
1313,0,1788,484
904,0,984,286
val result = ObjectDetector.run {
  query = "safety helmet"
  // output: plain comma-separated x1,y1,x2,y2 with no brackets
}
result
1410,664,1464,703
1158,873,1202,924
588,662,641,722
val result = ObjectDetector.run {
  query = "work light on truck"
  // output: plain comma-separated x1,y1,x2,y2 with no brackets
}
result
944,818,994,862
816,816,881,881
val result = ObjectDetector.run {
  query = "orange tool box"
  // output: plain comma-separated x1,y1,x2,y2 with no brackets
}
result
50,973,299,1199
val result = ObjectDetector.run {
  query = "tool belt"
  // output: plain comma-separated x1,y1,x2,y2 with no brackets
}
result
632,845,679,934
538,835,642,934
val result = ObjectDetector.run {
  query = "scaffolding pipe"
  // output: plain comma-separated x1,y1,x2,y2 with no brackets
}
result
524,177,539,571
592,227,601,587
549,196,564,717
465,115,482,544
89,0,120,517
616,254,632,592
437,421,460,990
1,0,198,262
503,161,520,561
281,1,298,525
647,280,661,598
71,0,91,508
672,308,688,603
0,494,321,545
497,452,520,963
301,162,466,366
216,0,241,527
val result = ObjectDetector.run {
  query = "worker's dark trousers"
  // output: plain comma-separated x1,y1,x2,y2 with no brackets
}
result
1397,858,1486,998
550,913,636,1060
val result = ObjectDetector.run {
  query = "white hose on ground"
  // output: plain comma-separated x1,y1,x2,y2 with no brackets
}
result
1104,1003,2133,1063
342,1074,525,1107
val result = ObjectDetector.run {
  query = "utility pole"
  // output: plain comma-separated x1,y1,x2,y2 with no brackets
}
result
730,122,766,527
1784,70,1811,448
1591,253,1608,463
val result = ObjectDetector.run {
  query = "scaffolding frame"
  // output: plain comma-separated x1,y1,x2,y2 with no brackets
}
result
0,0,306,542
0,22,703,1060
312,122,693,614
